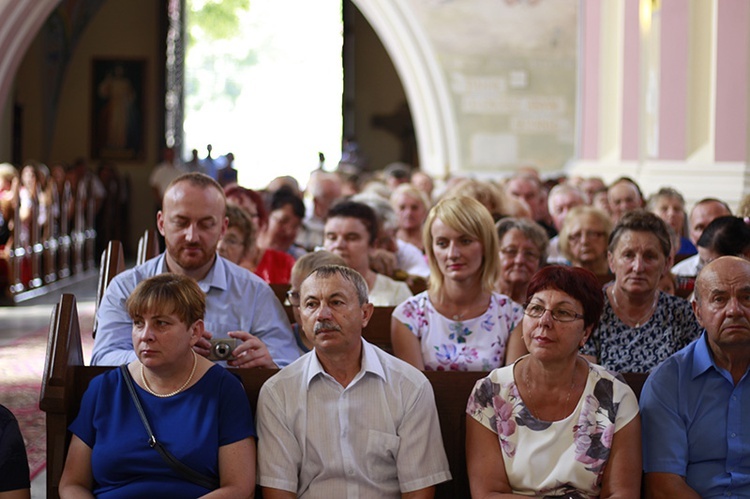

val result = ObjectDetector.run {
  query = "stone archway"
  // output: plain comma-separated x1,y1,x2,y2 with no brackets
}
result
0,0,61,150
352,0,458,178
0,0,457,177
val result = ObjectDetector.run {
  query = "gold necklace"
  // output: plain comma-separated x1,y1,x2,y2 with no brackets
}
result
523,358,579,420
610,288,658,328
140,351,198,398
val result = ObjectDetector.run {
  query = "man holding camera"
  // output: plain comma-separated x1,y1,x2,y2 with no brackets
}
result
91,172,298,368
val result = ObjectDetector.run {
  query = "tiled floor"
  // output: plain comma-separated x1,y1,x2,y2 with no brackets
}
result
0,272,99,499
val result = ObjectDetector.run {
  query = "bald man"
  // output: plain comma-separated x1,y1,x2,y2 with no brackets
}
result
641,256,750,498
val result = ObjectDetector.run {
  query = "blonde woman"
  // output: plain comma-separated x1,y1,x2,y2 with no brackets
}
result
391,196,524,371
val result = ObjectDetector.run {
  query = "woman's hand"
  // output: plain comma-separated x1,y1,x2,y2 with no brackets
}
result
58,436,95,499
227,332,277,369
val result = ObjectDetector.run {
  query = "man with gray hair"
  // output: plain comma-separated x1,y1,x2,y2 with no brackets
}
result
546,183,585,264
257,265,451,498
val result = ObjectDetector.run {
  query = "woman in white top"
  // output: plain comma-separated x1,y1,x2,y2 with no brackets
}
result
466,265,641,497
391,196,524,371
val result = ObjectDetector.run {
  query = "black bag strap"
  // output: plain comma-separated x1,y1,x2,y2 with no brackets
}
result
119,365,219,490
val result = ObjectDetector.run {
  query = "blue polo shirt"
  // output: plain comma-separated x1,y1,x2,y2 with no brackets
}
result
640,332,750,498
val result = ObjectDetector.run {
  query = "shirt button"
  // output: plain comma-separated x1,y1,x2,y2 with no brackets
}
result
733,396,737,401
731,433,737,438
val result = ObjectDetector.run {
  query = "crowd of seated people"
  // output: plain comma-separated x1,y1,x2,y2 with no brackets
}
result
47,155,750,497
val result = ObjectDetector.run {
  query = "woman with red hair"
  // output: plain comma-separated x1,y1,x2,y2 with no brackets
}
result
466,266,641,498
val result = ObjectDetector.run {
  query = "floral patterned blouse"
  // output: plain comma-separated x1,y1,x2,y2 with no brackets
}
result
392,291,523,371
581,289,701,372
466,358,639,497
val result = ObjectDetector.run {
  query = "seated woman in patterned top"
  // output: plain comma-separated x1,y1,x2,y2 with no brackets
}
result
391,196,525,371
581,210,702,372
466,265,641,497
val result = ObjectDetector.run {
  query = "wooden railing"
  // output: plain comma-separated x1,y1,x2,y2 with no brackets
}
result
3,168,129,303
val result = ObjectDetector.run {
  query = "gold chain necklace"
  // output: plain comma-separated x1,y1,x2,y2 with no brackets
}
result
610,287,658,328
140,351,198,398
523,358,579,421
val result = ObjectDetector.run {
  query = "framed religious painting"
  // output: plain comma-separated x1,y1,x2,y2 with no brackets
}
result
91,58,146,160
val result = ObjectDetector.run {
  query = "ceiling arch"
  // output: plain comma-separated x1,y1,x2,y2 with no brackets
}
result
352,0,458,177
0,0,457,176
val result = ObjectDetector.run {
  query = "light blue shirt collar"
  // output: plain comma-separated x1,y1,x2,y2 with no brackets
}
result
158,252,229,293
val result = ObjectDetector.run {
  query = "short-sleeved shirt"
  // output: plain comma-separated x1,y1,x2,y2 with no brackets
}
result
581,290,701,372
467,358,639,497
392,291,523,371
640,333,750,497
70,365,255,498
256,339,452,497
0,405,30,492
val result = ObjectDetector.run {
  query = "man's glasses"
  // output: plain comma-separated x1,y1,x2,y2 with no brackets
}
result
286,290,300,307
500,246,540,261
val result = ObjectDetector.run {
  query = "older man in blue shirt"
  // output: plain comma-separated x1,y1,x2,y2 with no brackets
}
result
92,172,298,368
641,255,750,498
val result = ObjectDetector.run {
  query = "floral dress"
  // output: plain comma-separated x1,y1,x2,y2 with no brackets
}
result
392,291,523,371
466,358,639,497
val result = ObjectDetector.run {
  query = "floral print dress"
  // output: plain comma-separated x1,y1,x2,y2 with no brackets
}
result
466,357,639,497
392,291,523,371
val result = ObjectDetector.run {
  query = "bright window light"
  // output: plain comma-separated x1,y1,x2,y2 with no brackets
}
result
184,0,343,189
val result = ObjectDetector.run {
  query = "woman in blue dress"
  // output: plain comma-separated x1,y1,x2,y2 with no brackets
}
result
59,274,256,498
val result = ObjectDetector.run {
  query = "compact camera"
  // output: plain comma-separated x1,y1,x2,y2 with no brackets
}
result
208,338,240,361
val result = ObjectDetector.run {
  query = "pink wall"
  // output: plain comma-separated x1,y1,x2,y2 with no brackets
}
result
621,0,640,160
715,0,749,162
658,0,689,160
579,0,600,160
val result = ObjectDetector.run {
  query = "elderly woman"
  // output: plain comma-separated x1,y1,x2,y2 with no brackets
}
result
219,203,295,284
391,196,524,371
582,210,702,372
60,274,256,498
495,217,548,304
466,265,641,497
559,205,613,284
391,183,431,252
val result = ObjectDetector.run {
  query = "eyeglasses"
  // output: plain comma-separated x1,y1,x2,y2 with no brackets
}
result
500,246,541,261
568,230,606,243
220,236,244,247
286,290,300,307
523,303,584,322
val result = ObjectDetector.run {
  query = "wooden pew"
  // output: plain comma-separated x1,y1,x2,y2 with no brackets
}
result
40,294,650,499
270,283,290,305
92,240,126,338
136,228,160,265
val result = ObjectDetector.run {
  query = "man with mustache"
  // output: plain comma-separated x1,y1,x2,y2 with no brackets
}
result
256,265,451,498
92,172,298,368
640,256,750,498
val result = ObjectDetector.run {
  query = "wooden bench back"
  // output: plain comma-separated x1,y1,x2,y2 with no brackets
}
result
136,228,160,266
40,294,648,499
